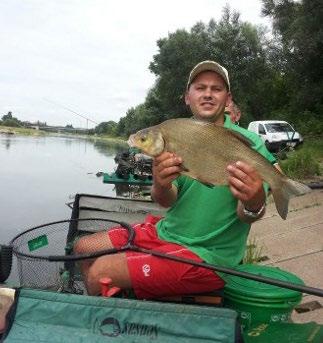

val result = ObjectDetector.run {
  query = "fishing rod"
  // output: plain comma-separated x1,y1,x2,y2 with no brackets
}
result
43,98,99,127
50,245,323,297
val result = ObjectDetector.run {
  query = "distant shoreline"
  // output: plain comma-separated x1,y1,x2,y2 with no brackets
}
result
0,125,127,146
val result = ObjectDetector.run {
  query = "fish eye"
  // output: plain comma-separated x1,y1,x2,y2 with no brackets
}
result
140,136,146,143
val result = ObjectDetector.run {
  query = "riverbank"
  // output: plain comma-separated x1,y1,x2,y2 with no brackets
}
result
0,126,47,136
0,125,127,147
86,134,127,147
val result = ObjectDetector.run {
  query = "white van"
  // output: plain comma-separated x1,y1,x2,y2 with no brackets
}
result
247,120,303,152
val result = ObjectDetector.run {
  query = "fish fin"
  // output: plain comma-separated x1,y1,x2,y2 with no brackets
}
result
227,129,254,147
271,178,311,219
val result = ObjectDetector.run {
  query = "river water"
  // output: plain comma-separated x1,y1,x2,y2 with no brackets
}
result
0,133,127,244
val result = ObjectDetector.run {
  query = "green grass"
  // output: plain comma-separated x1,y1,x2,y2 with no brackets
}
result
243,236,266,264
279,137,322,180
0,125,47,136
302,137,323,160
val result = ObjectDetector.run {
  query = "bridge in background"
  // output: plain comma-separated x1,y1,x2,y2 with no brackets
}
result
25,124,90,134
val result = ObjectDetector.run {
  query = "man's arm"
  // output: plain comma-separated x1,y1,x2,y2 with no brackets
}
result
151,152,182,208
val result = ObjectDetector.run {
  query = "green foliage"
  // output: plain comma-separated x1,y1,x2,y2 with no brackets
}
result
303,138,323,159
94,121,117,136
2,111,13,121
280,148,321,179
208,6,279,119
261,0,323,115
291,112,323,137
1,119,20,127
1,111,21,127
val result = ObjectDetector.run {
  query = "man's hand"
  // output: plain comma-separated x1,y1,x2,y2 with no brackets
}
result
153,152,182,190
151,152,182,207
226,161,266,221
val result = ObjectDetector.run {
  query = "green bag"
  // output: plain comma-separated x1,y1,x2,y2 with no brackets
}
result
3,288,242,342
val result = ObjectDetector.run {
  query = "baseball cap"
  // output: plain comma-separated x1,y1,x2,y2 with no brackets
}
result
187,60,230,91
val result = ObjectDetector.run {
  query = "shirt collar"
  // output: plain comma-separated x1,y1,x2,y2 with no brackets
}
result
223,114,233,129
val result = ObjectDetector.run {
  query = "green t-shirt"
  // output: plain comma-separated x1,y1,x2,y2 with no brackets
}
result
157,115,276,267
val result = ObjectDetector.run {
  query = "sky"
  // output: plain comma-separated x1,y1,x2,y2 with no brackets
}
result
0,0,272,129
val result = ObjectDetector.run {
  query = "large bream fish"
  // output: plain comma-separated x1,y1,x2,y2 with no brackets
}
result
128,118,311,219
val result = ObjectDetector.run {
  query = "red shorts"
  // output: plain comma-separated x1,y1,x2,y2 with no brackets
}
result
108,215,225,299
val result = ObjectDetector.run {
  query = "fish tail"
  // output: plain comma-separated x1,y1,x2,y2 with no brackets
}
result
271,178,311,220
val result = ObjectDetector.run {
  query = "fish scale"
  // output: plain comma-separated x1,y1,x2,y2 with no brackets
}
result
159,120,268,185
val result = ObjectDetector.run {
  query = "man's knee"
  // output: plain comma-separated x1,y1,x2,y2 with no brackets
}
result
88,254,132,289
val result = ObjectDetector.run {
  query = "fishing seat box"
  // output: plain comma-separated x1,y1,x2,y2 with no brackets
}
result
2,288,243,342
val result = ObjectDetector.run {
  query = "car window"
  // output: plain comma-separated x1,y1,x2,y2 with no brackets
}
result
258,124,266,135
265,123,294,133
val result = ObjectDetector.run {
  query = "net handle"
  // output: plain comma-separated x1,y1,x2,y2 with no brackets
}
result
10,218,135,261
0,245,13,282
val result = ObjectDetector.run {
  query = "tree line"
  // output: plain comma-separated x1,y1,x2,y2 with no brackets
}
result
97,0,321,138
0,112,22,127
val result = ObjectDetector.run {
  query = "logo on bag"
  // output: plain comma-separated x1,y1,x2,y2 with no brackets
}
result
99,317,158,339
142,264,151,277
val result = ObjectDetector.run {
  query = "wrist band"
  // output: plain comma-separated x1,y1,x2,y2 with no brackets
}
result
242,203,266,219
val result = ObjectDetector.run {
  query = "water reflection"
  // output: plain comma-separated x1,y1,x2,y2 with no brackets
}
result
114,183,151,198
4,138,11,150
63,138,73,146
0,134,124,241
92,138,127,157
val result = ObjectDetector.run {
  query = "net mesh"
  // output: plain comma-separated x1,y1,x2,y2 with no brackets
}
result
10,219,117,292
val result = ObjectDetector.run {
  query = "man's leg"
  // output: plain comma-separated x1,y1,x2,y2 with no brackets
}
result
73,231,131,295
84,253,131,295
74,223,224,299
